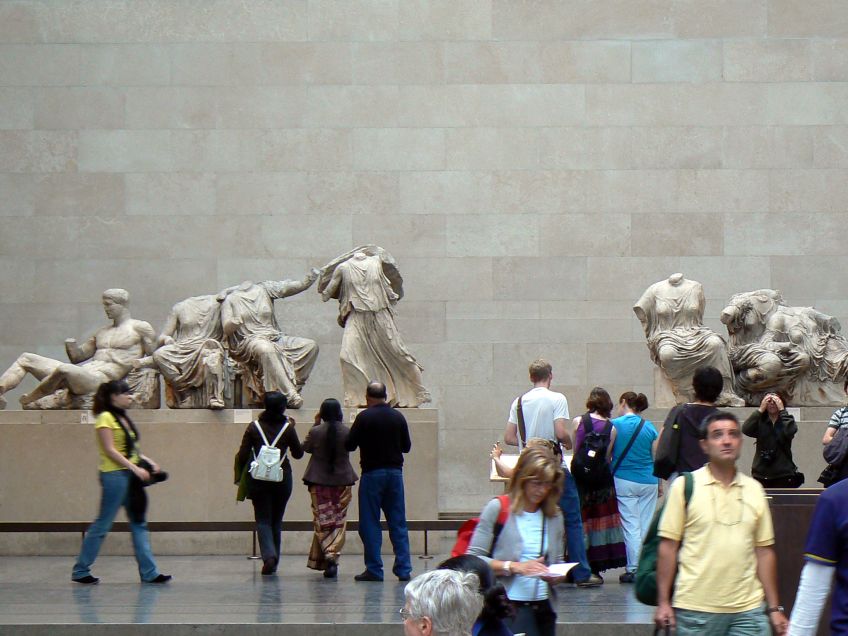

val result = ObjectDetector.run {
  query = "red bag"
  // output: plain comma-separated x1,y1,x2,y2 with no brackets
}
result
450,494,510,557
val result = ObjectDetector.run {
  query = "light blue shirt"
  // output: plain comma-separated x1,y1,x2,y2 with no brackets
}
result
507,510,548,601
611,414,658,485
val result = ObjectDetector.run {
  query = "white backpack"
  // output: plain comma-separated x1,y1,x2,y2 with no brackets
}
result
249,420,289,482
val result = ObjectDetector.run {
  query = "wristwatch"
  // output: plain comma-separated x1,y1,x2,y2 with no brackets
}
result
765,605,785,615
501,561,512,576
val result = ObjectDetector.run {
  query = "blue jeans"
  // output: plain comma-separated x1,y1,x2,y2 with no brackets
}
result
558,467,592,582
72,470,159,582
676,605,770,635
358,468,411,579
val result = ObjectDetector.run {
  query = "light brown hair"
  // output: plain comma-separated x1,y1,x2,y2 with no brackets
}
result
528,359,552,383
508,448,564,517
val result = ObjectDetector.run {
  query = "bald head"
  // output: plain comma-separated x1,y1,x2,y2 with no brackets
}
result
366,381,387,405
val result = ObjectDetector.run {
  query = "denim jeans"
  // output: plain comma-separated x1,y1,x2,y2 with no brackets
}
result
358,468,411,579
676,605,770,635
250,467,293,563
72,470,159,582
558,466,592,582
614,477,659,573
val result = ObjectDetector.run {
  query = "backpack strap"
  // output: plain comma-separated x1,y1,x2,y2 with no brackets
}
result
612,417,645,475
252,420,271,446
516,396,528,448
491,494,510,554
683,471,694,507
581,412,594,437
269,419,290,447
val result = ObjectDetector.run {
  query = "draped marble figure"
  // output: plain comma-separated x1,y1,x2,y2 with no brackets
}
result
0,289,157,410
634,273,743,406
721,289,848,405
218,271,319,409
319,246,430,408
135,294,227,409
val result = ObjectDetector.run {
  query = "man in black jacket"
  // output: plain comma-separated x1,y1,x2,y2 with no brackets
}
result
346,381,412,582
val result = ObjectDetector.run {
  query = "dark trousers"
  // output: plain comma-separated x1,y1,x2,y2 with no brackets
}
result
250,468,293,563
507,599,557,636
358,467,411,579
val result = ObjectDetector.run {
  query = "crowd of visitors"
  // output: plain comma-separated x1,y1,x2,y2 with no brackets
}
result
68,358,848,635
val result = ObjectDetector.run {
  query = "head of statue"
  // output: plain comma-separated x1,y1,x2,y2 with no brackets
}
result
101,289,130,320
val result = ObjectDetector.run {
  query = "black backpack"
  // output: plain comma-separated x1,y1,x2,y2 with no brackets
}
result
571,412,613,489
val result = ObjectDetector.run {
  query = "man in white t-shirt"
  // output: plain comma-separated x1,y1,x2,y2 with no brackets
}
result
502,359,602,587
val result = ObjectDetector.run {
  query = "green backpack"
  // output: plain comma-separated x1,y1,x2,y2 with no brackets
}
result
635,472,694,606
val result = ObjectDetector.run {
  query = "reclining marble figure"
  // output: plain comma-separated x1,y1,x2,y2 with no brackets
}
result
0,289,157,410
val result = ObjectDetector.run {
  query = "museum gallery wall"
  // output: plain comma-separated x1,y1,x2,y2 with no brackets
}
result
1,1,847,510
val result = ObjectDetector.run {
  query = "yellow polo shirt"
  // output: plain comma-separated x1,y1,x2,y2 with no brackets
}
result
95,411,139,472
658,465,774,614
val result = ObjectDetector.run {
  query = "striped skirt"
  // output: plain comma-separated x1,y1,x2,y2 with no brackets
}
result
579,482,627,573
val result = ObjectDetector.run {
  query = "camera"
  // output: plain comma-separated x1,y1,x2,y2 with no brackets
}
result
759,449,776,464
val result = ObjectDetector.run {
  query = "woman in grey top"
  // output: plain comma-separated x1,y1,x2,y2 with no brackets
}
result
467,448,567,636
303,398,358,579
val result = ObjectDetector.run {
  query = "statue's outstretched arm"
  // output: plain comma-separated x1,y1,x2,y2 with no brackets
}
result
66,333,96,363
269,268,320,299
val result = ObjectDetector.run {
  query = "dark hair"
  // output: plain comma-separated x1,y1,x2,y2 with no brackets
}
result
619,391,649,413
692,366,723,403
698,411,740,440
319,398,344,473
259,391,287,424
438,555,513,623
92,380,139,445
366,382,387,400
586,387,613,418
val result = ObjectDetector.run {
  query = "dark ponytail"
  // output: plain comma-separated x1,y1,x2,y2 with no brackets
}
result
318,398,344,472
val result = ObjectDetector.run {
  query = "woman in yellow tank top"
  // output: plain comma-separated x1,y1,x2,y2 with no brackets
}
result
71,380,171,585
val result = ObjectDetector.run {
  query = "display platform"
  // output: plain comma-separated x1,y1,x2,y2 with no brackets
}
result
0,408,438,555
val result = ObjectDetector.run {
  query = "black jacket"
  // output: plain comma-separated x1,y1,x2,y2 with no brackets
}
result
742,409,798,479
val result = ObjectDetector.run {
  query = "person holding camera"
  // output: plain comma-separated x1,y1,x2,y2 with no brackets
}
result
742,392,803,488
72,380,171,584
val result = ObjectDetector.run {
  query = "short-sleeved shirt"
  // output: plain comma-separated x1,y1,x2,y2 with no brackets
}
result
508,387,569,448
829,406,848,430
803,479,848,633
611,414,658,484
95,411,139,472
658,465,774,614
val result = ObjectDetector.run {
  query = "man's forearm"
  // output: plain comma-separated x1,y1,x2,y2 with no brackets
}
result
756,546,780,607
504,423,518,446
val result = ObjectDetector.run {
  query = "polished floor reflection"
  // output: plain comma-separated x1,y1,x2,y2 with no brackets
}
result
0,555,653,627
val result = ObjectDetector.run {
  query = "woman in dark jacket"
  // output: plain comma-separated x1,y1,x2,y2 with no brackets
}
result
302,398,358,579
742,392,802,488
236,391,303,575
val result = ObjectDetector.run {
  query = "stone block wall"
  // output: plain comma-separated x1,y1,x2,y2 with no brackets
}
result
1,1,847,511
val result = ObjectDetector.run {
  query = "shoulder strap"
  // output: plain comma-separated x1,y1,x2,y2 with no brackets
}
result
683,471,694,507
516,396,527,447
252,420,271,446
612,418,645,475
491,495,510,554
581,412,594,436
270,420,290,447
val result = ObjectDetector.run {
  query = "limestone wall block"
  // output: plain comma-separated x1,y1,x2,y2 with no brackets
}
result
352,41,443,84
630,127,724,169
215,257,313,291
540,213,630,256
585,170,678,212
771,256,848,299
766,83,848,126
678,256,772,298
307,0,398,41
0,174,34,217
540,128,632,170
0,44,80,86
415,343,494,385
725,212,848,257
0,259,36,303
258,129,353,171
490,170,587,214
632,40,723,83
401,257,493,301
170,130,262,173
768,0,848,37
34,87,124,129
0,130,77,172
586,256,681,301
812,40,848,81
493,257,586,301
446,319,541,344
447,301,540,321
305,85,399,127
677,169,770,212
80,44,171,86
33,173,124,217
258,214,353,258
306,171,399,215
769,168,848,212
353,214,446,257
723,39,812,82
670,0,766,38
216,172,307,216
0,88,33,129
393,301,446,344
126,173,216,217
440,384,526,430
0,3,40,43
352,128,445,170
0,303,82,347
493,344,587,386
722,126,814,169
78,130,173,172
399,0,492,41
631,213,723,257
813,126,848,167
587,342,656,385
539,319,635,345
398,171,491,215
446,214,537,257
444,42,544,84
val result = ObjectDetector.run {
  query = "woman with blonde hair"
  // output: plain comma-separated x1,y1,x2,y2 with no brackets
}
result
467,448,567,636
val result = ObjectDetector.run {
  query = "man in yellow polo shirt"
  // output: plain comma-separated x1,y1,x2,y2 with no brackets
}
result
654,411,789,635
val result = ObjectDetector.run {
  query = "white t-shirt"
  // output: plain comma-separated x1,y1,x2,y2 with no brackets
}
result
507,509,548,601
508,387,570,449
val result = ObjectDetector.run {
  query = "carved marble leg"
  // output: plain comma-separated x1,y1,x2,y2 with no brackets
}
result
20,364,105,407
203,348,225,409
0,353,63,408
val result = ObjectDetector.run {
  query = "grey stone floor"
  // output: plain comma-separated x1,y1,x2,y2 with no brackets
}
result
0,555,653,628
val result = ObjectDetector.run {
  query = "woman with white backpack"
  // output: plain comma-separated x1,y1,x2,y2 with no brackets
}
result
236,391,303,575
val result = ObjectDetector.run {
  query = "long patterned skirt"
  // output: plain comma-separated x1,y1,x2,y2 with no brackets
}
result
578,482,627,573
307,485,352,571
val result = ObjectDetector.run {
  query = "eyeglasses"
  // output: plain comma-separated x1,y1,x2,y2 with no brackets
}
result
527,479,554,489
399,607,414,621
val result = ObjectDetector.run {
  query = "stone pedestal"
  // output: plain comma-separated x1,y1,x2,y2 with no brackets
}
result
0,407,438,555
